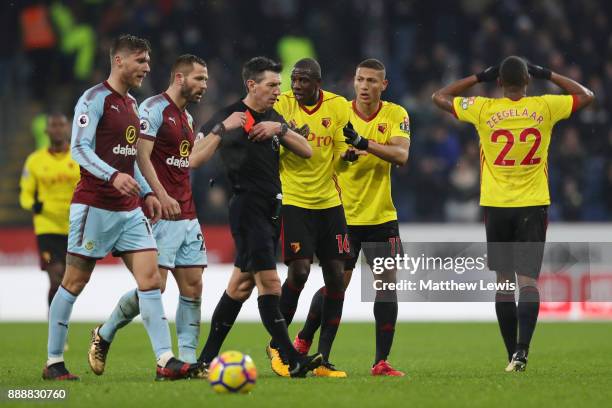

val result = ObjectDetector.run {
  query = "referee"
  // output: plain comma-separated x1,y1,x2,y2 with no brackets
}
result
19,113,80,310
189,56,322,377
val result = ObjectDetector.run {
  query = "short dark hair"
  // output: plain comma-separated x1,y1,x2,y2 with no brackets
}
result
500,56,528,87
358,58,386,72
293,58,321,80
110,34,151,59
170,54,207,83
242,56,282,84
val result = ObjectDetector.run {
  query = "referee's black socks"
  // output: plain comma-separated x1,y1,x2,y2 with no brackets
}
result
258,294,300,362
495,290,518,361
270,280,304,349
517,285,540,355
198,291,243,364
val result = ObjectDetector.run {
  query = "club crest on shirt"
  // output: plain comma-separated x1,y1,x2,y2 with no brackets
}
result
125,125,137,144
461,97,476,110
321,118,331,128
84,241,95,251
179,140,191,157
290,242,301,253
378,123,387,134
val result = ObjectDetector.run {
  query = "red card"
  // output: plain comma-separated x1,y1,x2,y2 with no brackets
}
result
243,110,255,133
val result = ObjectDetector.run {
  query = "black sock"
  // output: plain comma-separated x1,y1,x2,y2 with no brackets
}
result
258,294,300,363
495,291,517,361
198,291,243,364
373,299,398,364
317,288,344,361
517,286,540,354
270,280,303,349
279,280,303,326
298,287,324,342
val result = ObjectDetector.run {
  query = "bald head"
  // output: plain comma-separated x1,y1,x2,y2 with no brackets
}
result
292,58,321,80
500,56,529,88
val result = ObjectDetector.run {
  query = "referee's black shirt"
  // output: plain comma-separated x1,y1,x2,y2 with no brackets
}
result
200,100,285,196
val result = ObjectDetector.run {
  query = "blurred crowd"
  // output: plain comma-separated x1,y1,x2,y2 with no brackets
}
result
4,0,612,223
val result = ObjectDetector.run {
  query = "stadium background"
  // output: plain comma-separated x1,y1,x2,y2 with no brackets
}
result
1,0,611,321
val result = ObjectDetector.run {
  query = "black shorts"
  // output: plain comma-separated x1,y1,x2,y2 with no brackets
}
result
36,234,68,270
281,204,349,264
484,206,548,278
229,192,280,273
346,220,402,270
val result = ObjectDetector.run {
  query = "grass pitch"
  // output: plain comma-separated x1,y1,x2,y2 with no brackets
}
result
1,322,610,408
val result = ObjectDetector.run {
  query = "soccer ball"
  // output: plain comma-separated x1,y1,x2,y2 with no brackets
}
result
208,351,257,393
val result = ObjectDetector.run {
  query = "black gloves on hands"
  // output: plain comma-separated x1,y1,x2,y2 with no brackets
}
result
343,122,369,150
343,150,360,162
32,201,43,214
475,65,499,83
527,63,552,80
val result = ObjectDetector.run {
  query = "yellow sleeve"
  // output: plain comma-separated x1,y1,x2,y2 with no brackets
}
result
19,155,36,211
542,94,574,124
390,105,411,139
274,94,290,119
333,98,351,172
453,96,489,125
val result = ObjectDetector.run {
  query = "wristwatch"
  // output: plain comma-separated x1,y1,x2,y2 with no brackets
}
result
211,122,226,137
278,123,288,139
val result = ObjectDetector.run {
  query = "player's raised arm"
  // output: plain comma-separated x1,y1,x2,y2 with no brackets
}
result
527,63,595,111
189,111,246,168
431,66,499,113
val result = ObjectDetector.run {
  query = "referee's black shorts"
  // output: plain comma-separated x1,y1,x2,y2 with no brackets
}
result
281,204,350,265
229,192,280,273
346,220,402,271
484,205,548,279
36,234,68,270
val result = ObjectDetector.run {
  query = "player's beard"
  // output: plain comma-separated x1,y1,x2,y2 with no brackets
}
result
181,84,201,103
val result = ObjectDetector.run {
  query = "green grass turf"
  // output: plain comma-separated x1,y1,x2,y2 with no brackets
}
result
0,322,610,408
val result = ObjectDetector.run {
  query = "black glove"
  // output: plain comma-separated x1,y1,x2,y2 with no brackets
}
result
475,65,499,83
527,62,552,80
342,149,360,162
343,122,369,150
32,201,43,214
